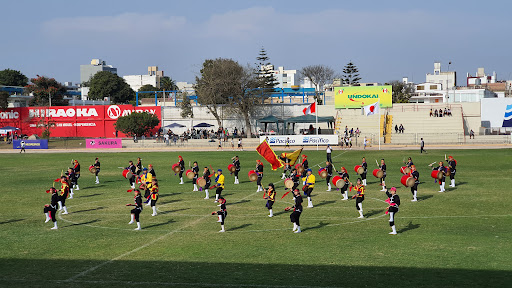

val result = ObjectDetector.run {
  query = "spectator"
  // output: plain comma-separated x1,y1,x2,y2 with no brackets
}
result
395,124,399,133
435,109,439,117
318,127,322,134
350,128,354,136
355,127,360,136
164,133,169,145
470,129,475,139
429,109,433,117
399,124,404,133
438,109,443,117
447,108,452,116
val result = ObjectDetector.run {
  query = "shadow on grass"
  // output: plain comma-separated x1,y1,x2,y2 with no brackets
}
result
0,258,510,288
417,195,434,201
365,209,385,218
229,223,252,231
78,193,103,198
72,207,105,214
0,219,25,225
303,221,329,231
65,219,100,228
273,210,290,217
314,200,336,207
230,199,250,205
160,193,182,198
159,199,182,205
144,219,176,229
398,221,421,234
159,208,190,214
456,181,467,186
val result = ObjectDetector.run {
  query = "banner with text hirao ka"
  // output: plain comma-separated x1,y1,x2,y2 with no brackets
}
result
334,85,392,109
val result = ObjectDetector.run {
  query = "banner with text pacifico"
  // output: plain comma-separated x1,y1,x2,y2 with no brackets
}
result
334,86,392,108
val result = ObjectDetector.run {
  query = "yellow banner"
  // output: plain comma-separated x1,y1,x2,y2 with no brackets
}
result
334,85,392,108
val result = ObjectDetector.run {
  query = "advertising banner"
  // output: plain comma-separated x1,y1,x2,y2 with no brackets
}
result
86,138,122,149
259,135,338,146
13,139,48,149
0,105,161,138
481,98,512,128
334,85,392,108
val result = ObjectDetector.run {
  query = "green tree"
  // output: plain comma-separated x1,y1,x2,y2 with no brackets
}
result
387,80,413,103
88,71,135,104
0,91,9,108
255,47,278,100
177,91,193,118
138,84,158,98
342,61,361,85
299,64,335,105
114,111,160,137
25,76,67,106
195,58,232,127
38,118,56,139
160,76,178,91
0,69,28,87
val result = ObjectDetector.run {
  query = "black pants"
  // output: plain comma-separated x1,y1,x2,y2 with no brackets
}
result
327,153,332,163
341,183,349,194
290,211,301,226
304,187,313,197
144,189,150,199
44,207,57,222
131,208,141,222
381,176,386,184
95,168,100,176
234,170,239,178
450,170,456,180
216,187,223,196
292,183,299,191
361,172,367,180
257,176,263,186
129,176,135,186
193,177,197,184
420,146,426,153
217,211,227,225
150,199,157,207
388,206,398,226
411,183,418,194
326,175,331,185
179,171,183,178
58,195,66,206
266,200,274,210
356,196,364,210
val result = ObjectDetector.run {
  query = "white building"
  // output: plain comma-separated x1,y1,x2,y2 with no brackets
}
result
80,59,117,84
265,65,299,88
410,82,495,103
467,67,497,86
123,66,164,92
426,62,456,89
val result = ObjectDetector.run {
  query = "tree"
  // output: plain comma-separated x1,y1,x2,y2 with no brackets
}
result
88,71,135,104
228,64,260,138
25,76,67,106
0,91,9,109
160,76,178,91
177,91,193,118
0,69,28,87
387,80,413,103
299,65,335,104
255,47,278,99
195,58,233,127
114,111,160,137
342,62,361,85
38,118,56,139
138,84,158,98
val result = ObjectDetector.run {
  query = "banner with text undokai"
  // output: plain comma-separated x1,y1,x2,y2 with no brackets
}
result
334,86,392,108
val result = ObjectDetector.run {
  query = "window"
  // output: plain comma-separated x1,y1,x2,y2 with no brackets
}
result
430,85,437,90
417,86,424,90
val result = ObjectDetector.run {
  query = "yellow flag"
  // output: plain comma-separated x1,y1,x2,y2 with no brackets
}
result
280,148,303,166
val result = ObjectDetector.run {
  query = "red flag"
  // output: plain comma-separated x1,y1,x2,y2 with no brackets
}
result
256,140,284,170
303,102,316,115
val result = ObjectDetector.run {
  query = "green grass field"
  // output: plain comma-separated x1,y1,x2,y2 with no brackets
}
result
1,148,511,288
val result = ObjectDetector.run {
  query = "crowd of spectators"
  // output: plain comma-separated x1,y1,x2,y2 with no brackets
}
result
430,108,452,117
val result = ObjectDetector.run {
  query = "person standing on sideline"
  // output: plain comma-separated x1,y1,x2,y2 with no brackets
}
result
326,144,332,163
289,189,303,233
386,187,400,235
420,138,426,153
363,137,368,150
238,138,243,151
93,158,101,184
20,140,26,153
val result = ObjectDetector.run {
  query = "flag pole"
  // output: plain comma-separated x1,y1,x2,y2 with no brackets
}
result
378,100,381,150
315,99,319,151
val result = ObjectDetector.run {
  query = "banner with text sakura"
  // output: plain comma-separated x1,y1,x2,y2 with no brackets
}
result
259,135,338,146
0,105,161,138
334,85,392,108
86,138,122,149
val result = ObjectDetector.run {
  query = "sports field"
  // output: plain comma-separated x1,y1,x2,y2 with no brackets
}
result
1,148,511,288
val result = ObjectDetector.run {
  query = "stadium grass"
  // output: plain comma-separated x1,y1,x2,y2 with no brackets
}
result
0,148,511,288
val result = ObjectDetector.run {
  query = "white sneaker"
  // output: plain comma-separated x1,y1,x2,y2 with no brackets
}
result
268,215,273,217
128,220,134,224
219,229,225,233
438,190,444,193
51,226,58,230
204,197,209,200
308,204,314,208
68,195,73,199
214,200,218,203
145,202,150,206
62,211,68,215
45,219,50,223
75,187,79,191
134,227,141,230
380,188,386,192
358,215,364,219
342,197,348,201
389,231,397,235
152,213,157,216
411,199,417,202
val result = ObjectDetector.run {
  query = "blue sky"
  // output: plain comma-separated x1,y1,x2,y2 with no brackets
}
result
1,0,511,86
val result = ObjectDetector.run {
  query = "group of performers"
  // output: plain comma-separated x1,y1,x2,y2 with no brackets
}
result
44,151,458,235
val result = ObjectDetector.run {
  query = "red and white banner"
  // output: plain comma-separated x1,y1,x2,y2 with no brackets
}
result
303,102,316,115
0,105,161,138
